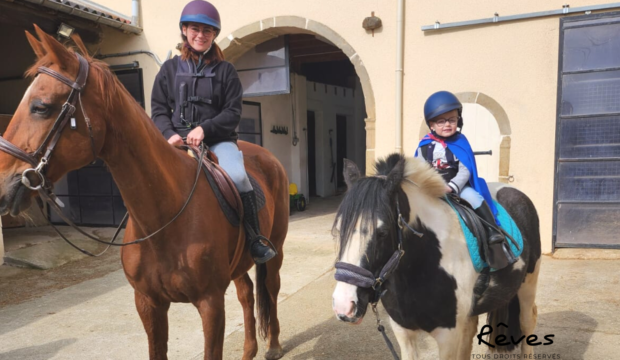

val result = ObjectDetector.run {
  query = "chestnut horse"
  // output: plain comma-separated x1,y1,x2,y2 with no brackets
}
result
0,26,288,360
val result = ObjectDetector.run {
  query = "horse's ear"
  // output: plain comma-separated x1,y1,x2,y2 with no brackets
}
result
25,30,46,59
343,158,362,188
386,158,405,194
34,24,76,68
70,32,89,57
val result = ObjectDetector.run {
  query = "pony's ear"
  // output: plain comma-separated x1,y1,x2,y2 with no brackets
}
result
386,158,405,194
25,30,46,59
70,32,89,57
34,24,76,69
343,158,362,188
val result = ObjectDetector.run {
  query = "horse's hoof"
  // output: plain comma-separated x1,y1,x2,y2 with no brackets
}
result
264,346,284,360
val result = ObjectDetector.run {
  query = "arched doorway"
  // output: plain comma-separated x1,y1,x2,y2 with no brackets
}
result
218,16,377,198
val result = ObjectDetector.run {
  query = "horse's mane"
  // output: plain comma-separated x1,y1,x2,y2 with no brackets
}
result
333,153,447,257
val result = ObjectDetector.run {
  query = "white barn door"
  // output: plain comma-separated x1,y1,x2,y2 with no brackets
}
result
461,103,501,182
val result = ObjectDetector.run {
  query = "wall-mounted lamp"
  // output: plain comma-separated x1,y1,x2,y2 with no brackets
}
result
57,23,75,40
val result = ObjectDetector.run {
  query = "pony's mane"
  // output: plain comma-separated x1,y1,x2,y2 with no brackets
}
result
403,156,448,199
25,47,134,119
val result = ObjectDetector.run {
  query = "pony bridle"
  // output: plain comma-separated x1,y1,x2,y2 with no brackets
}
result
0,53,97,197
334,197,423,305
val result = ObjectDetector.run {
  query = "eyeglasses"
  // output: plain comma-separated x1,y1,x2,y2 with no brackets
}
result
187,26,216,37
432,116,458,127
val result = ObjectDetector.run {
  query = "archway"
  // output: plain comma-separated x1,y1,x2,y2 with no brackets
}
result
218,16,376,177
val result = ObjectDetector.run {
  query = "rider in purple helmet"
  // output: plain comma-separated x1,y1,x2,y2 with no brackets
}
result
151,0,276,264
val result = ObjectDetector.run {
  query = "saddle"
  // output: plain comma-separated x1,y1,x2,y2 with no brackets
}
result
187,145,265,227
443,194,520,270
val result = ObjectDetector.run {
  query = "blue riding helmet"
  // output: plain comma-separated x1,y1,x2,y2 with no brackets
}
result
424,91,463,129
179,0,221,36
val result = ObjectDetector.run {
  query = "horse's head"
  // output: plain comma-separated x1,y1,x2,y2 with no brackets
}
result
0,25,110,216
331,154,410,324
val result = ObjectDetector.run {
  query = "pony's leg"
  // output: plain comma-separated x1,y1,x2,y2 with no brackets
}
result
431,316,476,360
518,258,541,356
263,251,284,360
196,292,226,360
234,274,258,360
457,315,479,358
389,318,420,359
134,291,171,360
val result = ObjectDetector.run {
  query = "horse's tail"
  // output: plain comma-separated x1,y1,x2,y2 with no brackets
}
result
485,294,522,353
256,263,270,339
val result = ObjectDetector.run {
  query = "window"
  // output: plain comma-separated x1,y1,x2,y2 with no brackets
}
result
235,36,290,97
238,101,263,146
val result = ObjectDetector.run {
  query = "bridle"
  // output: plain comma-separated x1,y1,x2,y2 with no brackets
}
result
0,53,96,194
333,196,423,360
0,53,205,256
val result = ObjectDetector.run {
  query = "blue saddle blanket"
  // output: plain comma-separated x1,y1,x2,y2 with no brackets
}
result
449,200,523,272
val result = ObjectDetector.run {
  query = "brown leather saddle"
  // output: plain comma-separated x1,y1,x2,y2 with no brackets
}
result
187,145,265,227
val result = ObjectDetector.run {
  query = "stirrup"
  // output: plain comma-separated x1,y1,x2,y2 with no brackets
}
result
250,235,277,264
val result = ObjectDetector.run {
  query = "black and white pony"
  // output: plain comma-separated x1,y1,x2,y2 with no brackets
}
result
332,154,541,359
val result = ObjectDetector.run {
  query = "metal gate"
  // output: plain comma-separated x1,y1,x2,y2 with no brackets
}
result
554,12,620,248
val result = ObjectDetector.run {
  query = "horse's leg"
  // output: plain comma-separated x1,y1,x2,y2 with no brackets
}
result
262,251,284,360
134,291,171,360
457,315,479,358
431,318,474,360
389,318,420,359
196,292,226,360
518,258,541,356
234,274,258,360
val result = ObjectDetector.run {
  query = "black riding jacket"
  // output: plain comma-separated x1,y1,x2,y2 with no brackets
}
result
151,55,243,146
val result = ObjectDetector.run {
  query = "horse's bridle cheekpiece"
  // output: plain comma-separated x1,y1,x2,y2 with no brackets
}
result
0,53,207,256
0,53,94,194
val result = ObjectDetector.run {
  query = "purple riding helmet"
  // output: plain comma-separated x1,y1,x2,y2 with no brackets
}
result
179,0,221,36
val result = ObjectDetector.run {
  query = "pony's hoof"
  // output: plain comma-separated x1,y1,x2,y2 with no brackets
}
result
264,346,284,360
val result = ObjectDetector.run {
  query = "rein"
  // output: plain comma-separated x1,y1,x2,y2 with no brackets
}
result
334,197,423,360
0,53,206,256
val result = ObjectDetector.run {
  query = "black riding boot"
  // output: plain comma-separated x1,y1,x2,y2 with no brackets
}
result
475,201,517,270
240,190,276,264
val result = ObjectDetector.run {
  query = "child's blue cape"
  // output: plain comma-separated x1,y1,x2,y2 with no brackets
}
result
417,133,500,225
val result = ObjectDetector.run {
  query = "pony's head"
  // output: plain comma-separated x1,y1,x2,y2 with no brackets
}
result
0,25,120,217
332,154,446,324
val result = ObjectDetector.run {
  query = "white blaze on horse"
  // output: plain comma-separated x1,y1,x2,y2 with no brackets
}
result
332,154,541,359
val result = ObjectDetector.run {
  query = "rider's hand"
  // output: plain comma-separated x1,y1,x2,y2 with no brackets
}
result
168,134,184,147
445,185,453,194
187,127,205,147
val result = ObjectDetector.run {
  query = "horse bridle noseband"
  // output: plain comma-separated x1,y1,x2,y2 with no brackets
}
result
333,197,423,360
0,53,206,256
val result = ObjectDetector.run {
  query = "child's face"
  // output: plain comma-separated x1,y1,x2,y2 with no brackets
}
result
430,109,459,137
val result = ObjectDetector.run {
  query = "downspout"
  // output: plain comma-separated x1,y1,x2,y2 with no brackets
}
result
395,0,405,154
132,0,140,27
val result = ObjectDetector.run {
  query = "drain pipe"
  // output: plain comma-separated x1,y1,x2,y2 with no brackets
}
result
131,0,140,27
395,0,405,154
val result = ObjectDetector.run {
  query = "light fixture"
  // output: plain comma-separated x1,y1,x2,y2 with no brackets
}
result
57,23,75,39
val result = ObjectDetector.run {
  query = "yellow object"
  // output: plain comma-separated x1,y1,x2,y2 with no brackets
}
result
289,183,298,195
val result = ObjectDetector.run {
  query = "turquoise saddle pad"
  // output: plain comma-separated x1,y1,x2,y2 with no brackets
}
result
448,200,524,272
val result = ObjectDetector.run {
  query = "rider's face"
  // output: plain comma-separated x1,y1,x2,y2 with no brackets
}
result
182,23,216,53
430,109,459,137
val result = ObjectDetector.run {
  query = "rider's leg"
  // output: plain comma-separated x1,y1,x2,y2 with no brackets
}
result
211,142,276,264
460,187,516,270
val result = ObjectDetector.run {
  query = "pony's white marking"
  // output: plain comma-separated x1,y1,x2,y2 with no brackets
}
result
516,258,541,356
332,217,384,319
512,257,526,272
389,318,420,359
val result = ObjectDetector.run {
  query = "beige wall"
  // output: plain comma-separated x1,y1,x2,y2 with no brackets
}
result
93,0,616,253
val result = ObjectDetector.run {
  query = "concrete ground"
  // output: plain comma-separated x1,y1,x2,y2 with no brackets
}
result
0,195,619,359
